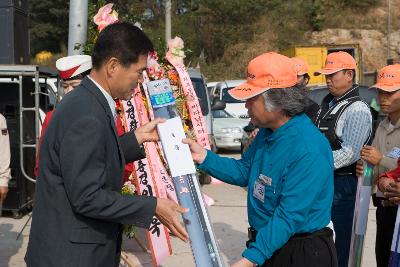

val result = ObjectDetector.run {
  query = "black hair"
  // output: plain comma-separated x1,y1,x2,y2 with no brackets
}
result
66,69,91,81
92,22,154,69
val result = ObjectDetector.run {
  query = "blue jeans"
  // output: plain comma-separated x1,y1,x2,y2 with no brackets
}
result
331,174,357,267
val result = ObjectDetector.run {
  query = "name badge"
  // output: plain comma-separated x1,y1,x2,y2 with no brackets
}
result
258,174,272,186
387,147,400,159
253,181,265,202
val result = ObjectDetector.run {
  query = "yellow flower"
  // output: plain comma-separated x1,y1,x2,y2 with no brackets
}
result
35,51,53,64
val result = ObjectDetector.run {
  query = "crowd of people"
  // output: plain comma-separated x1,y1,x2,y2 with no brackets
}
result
229,52,400,267
1,21,400,267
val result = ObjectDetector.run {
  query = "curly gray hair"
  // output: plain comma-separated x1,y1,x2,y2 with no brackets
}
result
262,87,310,117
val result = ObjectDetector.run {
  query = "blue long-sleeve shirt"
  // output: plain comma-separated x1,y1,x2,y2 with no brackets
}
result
198,114,334,265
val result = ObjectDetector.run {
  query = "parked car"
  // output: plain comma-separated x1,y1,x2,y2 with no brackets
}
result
212,109,249,151
240,122,257,154
207,81,219,97
210,80,248,119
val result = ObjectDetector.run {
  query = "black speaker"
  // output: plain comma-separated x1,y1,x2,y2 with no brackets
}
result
0,0,29,64
0,77,36,218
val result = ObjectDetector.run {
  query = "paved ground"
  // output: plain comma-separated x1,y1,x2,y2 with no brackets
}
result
0,151,380,267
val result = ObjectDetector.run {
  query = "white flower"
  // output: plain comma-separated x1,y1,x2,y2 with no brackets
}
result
134,22,143,30
166,36,186,65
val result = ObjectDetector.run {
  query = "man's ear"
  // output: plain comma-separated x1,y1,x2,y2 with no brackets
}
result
304,76,310,86
104,57,119,76
346,70,354,81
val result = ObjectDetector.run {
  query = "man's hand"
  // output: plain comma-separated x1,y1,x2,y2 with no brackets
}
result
0,186,8,201
231,258,257,267
134,118,165,144
182,138,207,164
384,178,400,204
155,198,189,242
356,160,364,177
377,176,392,193
360,145,383,165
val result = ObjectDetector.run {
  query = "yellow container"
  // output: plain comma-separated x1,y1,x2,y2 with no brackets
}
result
282,44,362,87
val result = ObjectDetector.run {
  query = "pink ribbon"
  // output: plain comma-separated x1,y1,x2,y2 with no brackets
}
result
121,95,173,266
165,57,211,149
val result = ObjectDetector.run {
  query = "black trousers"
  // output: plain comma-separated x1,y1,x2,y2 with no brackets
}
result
376,205,397,267
261,228,338,267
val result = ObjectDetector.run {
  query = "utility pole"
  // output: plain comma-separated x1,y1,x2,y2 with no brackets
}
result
68,0,88,55
165,0,172,45
387,0,391,59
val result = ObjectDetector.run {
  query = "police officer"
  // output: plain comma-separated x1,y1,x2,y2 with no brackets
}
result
34,55,92,177
0,113,11,203
314,51,373,267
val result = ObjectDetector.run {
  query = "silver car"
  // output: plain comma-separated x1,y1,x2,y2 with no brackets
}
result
212,109,249,151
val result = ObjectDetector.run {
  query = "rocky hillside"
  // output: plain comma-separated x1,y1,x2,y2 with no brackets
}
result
201,0,400,80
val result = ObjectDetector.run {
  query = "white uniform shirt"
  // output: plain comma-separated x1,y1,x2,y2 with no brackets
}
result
0,114,11,187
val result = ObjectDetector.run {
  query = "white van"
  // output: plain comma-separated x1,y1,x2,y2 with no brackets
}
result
210,80,248,119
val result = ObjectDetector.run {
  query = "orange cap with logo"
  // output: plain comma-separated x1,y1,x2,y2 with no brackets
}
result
314,51,356,76
291,57,310,76
371,64,400,92
229,52,298,101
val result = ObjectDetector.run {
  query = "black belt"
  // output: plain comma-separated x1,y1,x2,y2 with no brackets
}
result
334,172,356,177
247,226,332,247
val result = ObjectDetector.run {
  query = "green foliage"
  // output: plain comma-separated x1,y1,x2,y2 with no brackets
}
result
82,0,145,54
306,0,324,31
29,0,70,55
28,0,382,77
82,0,107,55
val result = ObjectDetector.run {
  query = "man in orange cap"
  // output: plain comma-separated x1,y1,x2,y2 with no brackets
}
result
184,52,337,267
356,64,400,267
292,57,311,88
314,51,373,267
34,55,92,177
291,57,320,123
241,57,321,153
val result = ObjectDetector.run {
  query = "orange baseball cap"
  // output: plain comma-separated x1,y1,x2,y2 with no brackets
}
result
291,57,310,76
314,51,356,76
229,52,298,100
370,64,400,92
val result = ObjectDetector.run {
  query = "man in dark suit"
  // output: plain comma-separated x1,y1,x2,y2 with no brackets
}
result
25,22,188,267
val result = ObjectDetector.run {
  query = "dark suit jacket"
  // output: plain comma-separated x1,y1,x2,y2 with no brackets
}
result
25,77,157,267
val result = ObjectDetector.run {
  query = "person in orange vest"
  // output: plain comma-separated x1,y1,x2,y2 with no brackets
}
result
34,55,92,177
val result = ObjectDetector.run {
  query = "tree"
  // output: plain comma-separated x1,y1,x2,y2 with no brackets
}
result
29,0,70,55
